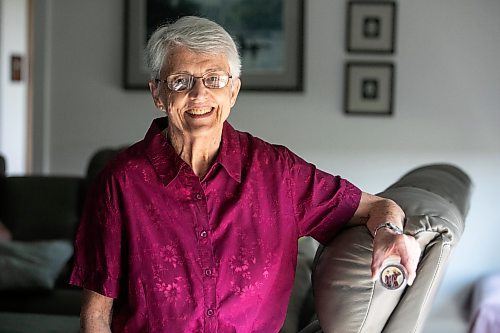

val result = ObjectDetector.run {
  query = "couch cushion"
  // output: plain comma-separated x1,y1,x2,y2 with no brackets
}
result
0,240,73,291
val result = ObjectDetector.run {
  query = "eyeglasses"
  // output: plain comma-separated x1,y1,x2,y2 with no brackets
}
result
156,71,232,92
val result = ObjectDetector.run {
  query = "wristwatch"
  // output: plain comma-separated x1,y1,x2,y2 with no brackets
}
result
373,222,403,237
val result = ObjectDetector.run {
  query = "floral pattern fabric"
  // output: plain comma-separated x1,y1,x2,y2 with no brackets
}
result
70,117,361,333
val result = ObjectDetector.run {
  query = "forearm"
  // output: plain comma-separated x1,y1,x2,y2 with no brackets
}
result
80,289,113,333
80,313,112,333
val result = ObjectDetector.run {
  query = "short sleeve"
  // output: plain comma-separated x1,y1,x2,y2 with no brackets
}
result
69,170,124,298
284,149,362,245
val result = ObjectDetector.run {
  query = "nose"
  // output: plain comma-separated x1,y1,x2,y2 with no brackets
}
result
188,77,208,98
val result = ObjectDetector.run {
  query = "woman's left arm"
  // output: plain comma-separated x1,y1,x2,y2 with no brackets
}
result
347,192,422,285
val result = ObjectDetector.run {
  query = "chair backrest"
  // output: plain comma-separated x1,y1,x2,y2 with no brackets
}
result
0,148,123,242
0,176,84,241
312,164,472,333
81,146,125,197
85,147,125,182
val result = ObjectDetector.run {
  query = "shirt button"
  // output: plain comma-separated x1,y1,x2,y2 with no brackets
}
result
195,193,203,200
204,269,212,276
200,230,208,238
206,309,215,317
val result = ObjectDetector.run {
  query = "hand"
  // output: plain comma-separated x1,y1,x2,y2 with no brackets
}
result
371,230,421,286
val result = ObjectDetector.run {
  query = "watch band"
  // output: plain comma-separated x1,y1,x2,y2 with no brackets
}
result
373,222,403,237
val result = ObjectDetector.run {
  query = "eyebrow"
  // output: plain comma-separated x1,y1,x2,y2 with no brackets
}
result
168,71,227,78
169,67,227,75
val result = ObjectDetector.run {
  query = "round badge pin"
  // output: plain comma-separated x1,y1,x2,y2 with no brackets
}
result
380,261,407,290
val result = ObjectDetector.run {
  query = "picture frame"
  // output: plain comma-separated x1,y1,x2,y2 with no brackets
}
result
124,0,304,91
344,62,395,116
346,1,397,54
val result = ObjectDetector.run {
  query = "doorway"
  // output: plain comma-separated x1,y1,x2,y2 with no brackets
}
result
0,0,30,175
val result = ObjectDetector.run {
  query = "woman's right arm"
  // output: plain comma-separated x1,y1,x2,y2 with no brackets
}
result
80,289,114,333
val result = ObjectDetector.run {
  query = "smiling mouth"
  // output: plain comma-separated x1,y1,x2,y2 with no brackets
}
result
186,108,214,118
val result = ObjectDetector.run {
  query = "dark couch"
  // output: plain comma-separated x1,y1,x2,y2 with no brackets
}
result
0,149,120,317
0,178,83,316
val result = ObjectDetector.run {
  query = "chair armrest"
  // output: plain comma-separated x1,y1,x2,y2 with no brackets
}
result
312,164,472,333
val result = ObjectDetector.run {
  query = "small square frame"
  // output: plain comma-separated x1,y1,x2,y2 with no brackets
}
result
346,1,397,54
344,62,395,116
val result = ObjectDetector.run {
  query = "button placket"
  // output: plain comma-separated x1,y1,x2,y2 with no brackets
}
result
191,182,217,328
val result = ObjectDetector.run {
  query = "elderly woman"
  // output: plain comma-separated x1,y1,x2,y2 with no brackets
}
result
70,16,420,333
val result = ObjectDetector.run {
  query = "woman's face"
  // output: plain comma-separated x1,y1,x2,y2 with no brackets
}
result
149,46,241,139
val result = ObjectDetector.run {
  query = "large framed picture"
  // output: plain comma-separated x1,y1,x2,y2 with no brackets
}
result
346,1,397,54
124,0,304,91
344,62,395,116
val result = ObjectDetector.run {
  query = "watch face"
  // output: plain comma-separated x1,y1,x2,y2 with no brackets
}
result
380,264,406,290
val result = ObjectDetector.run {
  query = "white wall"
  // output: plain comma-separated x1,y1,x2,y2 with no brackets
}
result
33,0,500,329
0,0,28,174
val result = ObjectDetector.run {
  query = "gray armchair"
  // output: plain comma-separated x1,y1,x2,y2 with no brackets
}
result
304,164,472,333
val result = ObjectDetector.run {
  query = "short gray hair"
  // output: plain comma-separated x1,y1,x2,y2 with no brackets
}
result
145,16,241,80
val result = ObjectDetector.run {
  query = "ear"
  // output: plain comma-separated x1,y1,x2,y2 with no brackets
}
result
149,80,165,112
230,78,241,108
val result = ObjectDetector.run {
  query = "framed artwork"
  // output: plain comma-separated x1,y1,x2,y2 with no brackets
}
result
124,0,304,91
346,1,397,54
344,62,395,116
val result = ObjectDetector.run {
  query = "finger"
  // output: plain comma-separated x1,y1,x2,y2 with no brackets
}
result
399,256,414,285
406,266,416,286
371,264,379,281
400,247,420,286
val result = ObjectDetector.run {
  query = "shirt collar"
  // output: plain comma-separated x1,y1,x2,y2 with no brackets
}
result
144,117,185,186
216,122,242,183
144,117,242,185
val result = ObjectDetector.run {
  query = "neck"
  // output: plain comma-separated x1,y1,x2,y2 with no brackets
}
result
166,127,222,178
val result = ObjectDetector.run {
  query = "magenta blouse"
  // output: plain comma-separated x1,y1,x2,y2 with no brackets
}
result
70,117,361,333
